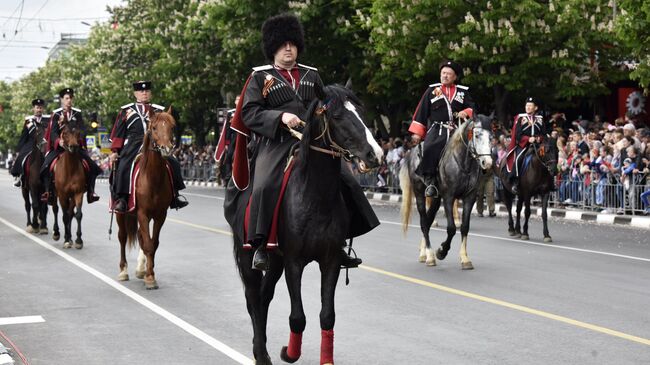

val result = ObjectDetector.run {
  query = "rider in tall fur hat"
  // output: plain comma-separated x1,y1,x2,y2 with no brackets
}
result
261,13,305,61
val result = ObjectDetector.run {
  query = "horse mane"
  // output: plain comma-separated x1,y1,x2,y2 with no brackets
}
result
446,119,471,153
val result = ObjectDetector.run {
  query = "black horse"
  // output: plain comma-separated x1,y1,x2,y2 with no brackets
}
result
225,85,383,365
497,138,558,242
401,116,493,269
21,124,49,235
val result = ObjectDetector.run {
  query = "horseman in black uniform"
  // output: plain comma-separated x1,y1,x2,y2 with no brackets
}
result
504,97,546,193
11,98,49,187
409,60,476,198
109,81,188,213
234,14,374,271
40,88,101,203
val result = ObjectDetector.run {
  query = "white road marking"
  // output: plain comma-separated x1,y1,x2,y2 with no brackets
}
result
0,216,253,365
381,220,650,262
0,316,45,326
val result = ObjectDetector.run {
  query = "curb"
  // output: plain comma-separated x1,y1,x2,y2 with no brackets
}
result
365,192,650,229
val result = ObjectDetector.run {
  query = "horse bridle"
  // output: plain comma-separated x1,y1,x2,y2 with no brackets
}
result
287,100,355,161
146,119,176,154
460,120,491,161
533,142,557,174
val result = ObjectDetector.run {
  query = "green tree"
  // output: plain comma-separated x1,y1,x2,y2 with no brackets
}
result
617,0,650,89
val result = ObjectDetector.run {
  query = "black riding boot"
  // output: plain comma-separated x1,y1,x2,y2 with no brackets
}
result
114,194,128,213
13,175,21,187
424,174,439,198
340,248,362,268
509,174,519,194
170,192,189,209
86,175,100,203
252,237,270,271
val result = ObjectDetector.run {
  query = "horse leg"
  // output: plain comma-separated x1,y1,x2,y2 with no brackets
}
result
37,194,48,235
418,195,437,266
514,197,523,237
459,199,475,270
138,213,158,290
145,213,166,286
61,199,73,248
74,194,83,249
253,254,283,365
116,215,129,281
424,197,441,265
453,199,461,226
318,256,342,365
29,187,40,232
504,190,516,236
22,187,34,232
436,198,456,261
280,260,306,363
51,200,60,241
521,198,531,241
541,193,552,242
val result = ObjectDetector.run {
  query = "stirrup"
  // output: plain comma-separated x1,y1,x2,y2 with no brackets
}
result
170,194,189,209
340,246,362,269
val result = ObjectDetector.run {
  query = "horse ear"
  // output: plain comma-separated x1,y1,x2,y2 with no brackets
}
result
344,78,353,90
166,105,173,114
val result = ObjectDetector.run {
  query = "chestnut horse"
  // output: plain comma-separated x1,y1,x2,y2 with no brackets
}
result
55,123,87,249
116,110,175,290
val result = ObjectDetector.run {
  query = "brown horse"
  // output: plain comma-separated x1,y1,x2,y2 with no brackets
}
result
116,110,175,290
55,124,87,249
22,124,49,235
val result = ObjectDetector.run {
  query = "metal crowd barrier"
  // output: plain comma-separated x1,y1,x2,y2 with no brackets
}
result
356,163,650,216
181,163,217,182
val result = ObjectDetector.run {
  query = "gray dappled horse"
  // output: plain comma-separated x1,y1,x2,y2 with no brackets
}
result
401,115,493,269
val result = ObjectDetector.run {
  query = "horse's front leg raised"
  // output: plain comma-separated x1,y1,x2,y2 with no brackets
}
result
541,193,552,242
318,252,342,365
137,213,158,290
280,260,306,363
459,198,475,270
436,197,456,261
73,193,83,249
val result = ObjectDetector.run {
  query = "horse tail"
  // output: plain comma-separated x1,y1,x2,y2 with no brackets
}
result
125,214,138,250
399,162,413,236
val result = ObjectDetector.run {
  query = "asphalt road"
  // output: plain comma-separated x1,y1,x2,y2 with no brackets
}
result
0,170,649,365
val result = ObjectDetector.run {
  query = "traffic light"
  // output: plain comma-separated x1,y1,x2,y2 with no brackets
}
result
89,112,98,132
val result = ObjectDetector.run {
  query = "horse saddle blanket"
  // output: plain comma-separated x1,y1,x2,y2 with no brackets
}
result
109,157,174,214
241,158,296,251
51,155,90,174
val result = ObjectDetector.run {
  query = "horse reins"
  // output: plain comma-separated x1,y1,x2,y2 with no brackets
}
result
287,101,355,161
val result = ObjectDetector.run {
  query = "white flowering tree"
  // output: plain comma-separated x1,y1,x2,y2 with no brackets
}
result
617,0,650,89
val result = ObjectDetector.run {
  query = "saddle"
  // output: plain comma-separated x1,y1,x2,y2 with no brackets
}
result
50,155,90,174
109,155,175,214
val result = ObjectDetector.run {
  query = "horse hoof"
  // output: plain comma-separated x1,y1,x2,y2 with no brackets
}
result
254,354,273,365
520,235,529,241
544,237,553,243
117,273,129,281
145,280,159,290
74,239,83,249
63,241,72,249
52,233,60,241
280,346,299,363
418,255,426,263
135,270,145,279
435,248,447,261
426,259,436,267
508,231,517,237
461,261,474,270
39,228,48,235
25,226,35,234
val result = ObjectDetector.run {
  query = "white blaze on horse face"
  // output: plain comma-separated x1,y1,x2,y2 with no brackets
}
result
343,100,384,164
474,127,493,170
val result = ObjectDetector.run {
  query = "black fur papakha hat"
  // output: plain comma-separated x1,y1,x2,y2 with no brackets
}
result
262,13,305,61
439,60,463,80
